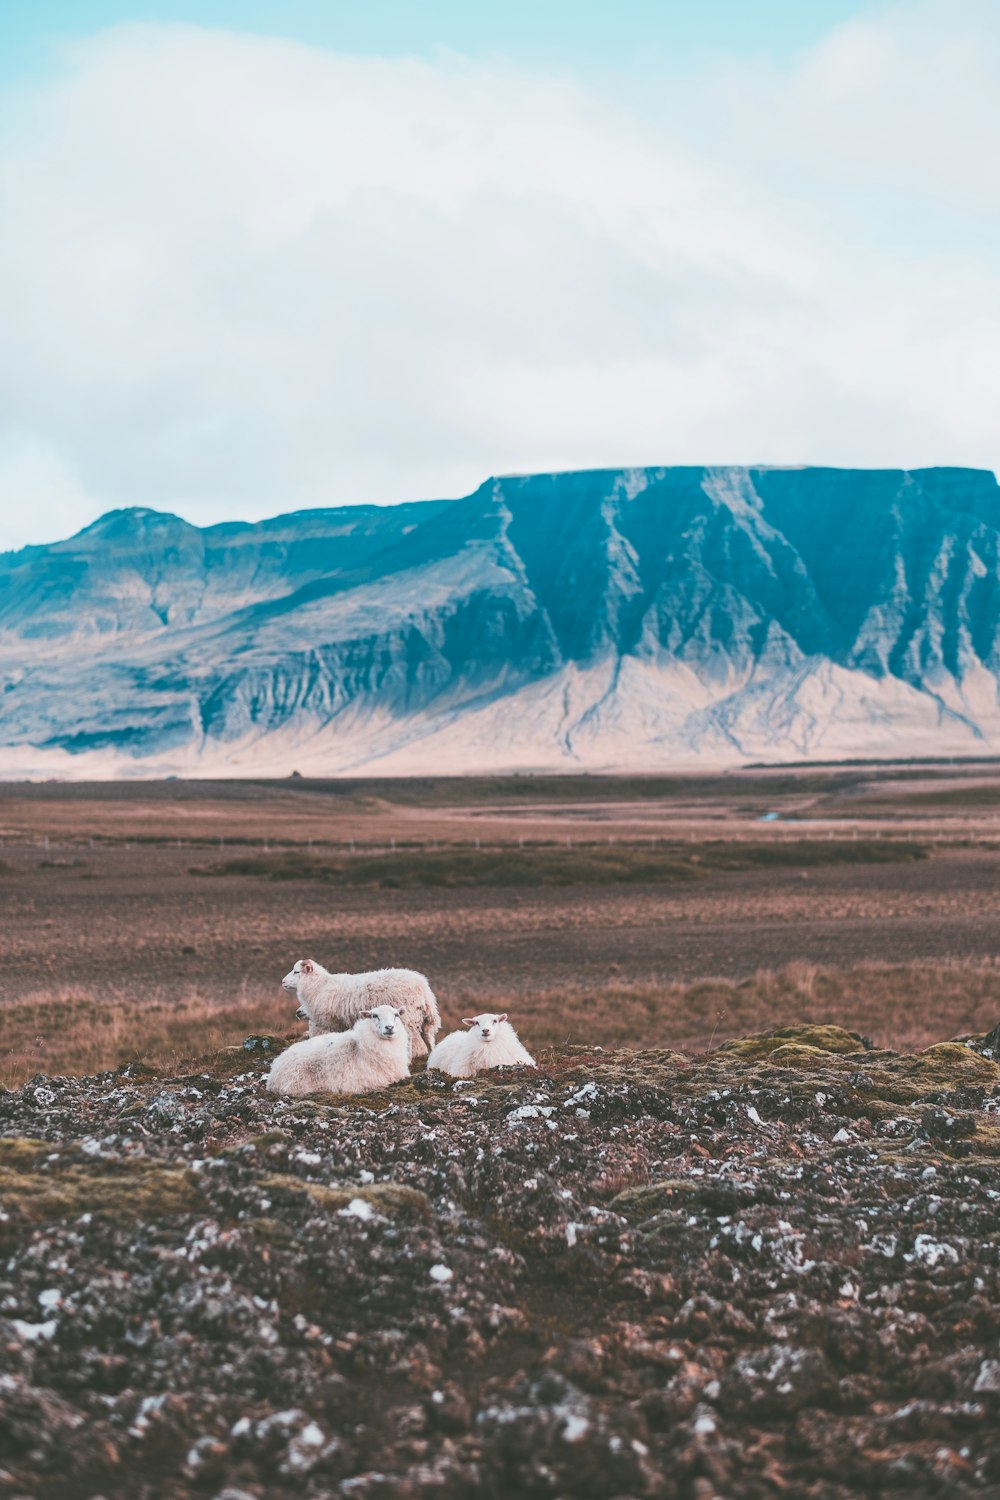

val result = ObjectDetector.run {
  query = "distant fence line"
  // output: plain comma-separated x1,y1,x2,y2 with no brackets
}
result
1,825,999,856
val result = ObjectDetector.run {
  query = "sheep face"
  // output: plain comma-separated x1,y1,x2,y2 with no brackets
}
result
461,1013,508,1043
367,1005,404,1040
282,958,317,991
283,958,317,1017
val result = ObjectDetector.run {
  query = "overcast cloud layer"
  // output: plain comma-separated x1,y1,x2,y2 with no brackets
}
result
0,0,997,549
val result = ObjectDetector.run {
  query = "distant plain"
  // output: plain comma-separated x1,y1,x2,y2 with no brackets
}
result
2,764,1000,1084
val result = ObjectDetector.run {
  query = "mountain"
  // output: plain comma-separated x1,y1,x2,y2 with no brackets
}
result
3,465,1000,777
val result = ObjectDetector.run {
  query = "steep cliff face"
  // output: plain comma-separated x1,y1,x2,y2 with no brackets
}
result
2,465,1000,775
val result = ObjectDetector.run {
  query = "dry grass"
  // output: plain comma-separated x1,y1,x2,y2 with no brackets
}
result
3,959,999,1087
0,983,293,1089
513,959,1000,1056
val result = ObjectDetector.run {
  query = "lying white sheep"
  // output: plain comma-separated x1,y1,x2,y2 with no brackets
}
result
427,1013,536,1077
282,959,441,1058
266,1005,410,1098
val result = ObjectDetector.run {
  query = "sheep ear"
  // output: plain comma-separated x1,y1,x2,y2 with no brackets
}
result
393,1007,403,1016
497,1013,508,1024
461,1017,476,1027
301,959,314,974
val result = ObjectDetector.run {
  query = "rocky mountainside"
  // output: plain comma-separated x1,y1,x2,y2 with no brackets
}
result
3,466,1000,776
2,1022,999,1497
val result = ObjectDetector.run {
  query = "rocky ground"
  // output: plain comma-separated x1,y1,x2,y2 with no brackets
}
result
1,1023,1000,1499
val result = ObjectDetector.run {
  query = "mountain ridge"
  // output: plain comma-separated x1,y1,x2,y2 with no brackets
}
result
2,464,1000,777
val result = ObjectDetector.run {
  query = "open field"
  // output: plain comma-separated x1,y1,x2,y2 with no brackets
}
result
3,764,1000,1083
3,769,1000,1497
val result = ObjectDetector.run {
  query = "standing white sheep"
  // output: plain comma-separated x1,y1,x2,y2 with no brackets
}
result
266,1005,410,1098
427,1013,536,1077
282,959,441,1058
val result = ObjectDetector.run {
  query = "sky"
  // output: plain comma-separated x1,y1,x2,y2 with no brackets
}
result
0,2,872,81
0,0,997,549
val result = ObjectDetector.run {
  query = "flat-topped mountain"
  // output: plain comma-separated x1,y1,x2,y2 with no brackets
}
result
3,465,1000,776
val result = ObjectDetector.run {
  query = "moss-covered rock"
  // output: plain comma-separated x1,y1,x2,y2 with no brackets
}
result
714,1024,867,1059
916,1042,1000,1082
610,1180,702,1219
972,1122,1000,1158
765,1043,841,1068
0,1137,205,1228
257,1173,432,1221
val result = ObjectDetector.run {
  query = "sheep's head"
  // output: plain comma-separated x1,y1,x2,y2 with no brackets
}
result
367,1005,403,1040
282,958,316,1001
462,1013,508,1042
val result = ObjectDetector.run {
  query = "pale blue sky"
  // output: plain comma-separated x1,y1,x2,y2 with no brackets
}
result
0,0,997,549
0,2,869,81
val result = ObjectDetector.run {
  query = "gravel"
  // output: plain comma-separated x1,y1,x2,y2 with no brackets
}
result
1,1022,999,1498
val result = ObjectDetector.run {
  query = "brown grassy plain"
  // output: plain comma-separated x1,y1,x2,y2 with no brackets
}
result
2,764,1000,1084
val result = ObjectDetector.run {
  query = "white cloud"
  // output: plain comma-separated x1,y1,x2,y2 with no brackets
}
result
712,0,1000,211
0,3,997,551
